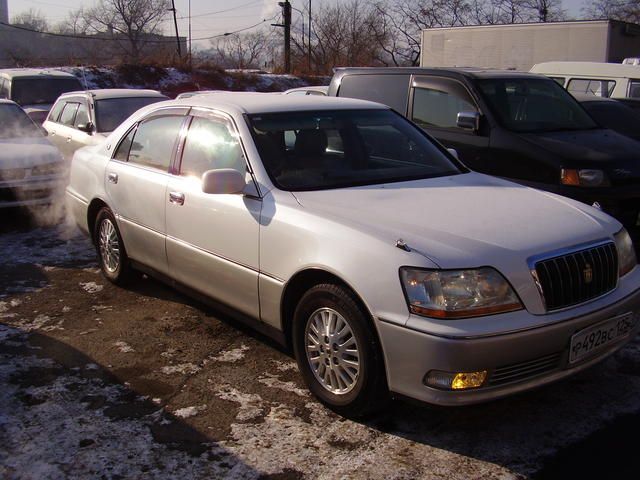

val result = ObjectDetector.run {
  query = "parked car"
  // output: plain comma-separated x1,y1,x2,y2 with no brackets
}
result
574,94,640,142
43,89,168,160
0,69,83,123
328,67,640,232
66,93,640,416
0,100,66,209
175,90,225,99
530,61,640,99
283,86,328,96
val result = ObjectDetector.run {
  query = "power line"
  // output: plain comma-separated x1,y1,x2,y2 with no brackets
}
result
176,0,264,20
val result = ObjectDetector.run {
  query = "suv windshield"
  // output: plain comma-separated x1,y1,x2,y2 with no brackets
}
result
0,104,42,139
477,78,598,133
95,96,167,133
11,77,83,106
249,109,463,191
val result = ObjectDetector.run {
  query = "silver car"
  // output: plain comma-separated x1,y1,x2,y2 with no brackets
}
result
66,93,640,416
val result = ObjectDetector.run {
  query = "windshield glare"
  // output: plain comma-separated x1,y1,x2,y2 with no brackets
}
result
12,78,82,106
0,104,42,139
249,109,462,191
478,78,598,133
95,97,166,133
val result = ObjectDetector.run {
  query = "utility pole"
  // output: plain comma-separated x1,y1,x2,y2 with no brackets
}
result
170,0,182,59
308,0,311,72
188,0,192,65
272,1,291,73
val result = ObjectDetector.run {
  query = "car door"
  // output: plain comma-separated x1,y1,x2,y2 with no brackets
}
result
105,108,188,276
165,109,261,319
49,100,79,160
408,76,490,171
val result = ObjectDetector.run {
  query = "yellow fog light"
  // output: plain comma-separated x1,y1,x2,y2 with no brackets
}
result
425,370,488,390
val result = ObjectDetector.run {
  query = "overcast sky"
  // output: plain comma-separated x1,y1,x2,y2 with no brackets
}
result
12,0,588,50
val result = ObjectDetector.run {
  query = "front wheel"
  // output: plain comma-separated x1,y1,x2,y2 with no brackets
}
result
292,284,388,417
94,207,132,285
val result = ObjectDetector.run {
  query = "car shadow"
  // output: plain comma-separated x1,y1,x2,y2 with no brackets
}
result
0,324,264,477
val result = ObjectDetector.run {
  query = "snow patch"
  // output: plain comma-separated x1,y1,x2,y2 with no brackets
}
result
213,384,264,422
209,344,250,363
114,341,134,353
80,282,103,294
173,405,207,418
161,363,201,375
272,360,298,372
258,373,309,397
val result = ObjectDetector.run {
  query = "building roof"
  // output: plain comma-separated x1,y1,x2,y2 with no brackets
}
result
332,66,547,80
531,61,640,78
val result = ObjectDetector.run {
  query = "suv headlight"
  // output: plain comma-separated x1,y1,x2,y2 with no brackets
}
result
561,169,610,187
400,267,523,319
614,228,637,277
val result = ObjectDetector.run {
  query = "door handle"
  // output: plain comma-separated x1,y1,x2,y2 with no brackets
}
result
66,136,72,143
107,172,118,184
169,191,185,205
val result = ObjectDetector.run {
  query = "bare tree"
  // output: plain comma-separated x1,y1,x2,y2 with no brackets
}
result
78,0,170,61
11,8,49,32
584,0,640,23
54,9,90,35
209,31,274,69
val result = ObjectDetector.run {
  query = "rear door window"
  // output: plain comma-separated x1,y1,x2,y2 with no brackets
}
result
629,80,640,98
338,74,411,113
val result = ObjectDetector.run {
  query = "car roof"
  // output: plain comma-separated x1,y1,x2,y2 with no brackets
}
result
531,61,640,78
331,66,548,81
59,88,167,100
0,68,79,80
170,92,387,114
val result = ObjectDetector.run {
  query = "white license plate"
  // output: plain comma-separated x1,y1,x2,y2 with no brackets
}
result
569,313,636,364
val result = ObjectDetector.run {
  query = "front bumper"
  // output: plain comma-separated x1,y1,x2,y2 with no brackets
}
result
378,285,640,406
0,175,67,209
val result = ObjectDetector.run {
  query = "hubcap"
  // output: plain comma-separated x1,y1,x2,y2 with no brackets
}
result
99,218,120,274
305,307,360,395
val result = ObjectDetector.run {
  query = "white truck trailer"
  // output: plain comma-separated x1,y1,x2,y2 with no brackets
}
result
420,20,640,71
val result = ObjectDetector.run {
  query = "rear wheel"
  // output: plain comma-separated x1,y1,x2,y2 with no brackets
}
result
94,207,132,285
292,284,388,417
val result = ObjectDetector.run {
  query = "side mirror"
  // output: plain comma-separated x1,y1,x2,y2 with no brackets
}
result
447,148,459,160
202,168,246,194
456,111,481,132
77,121,94,134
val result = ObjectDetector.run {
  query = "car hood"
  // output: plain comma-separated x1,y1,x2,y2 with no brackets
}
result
0,137,63,169
291,172,619,268
518,128,640,175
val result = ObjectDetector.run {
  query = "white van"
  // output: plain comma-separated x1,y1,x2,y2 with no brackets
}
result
530,61,640,99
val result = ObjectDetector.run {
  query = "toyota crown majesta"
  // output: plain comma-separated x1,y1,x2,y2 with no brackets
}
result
66,93,640,416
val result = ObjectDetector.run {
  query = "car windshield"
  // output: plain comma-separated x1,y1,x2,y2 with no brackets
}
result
11,77,82,105
249,109,463,191
0,104,42,139
95,96,167,133
477,78,598,133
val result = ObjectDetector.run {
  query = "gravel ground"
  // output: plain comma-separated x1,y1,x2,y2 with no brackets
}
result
1,215,640,479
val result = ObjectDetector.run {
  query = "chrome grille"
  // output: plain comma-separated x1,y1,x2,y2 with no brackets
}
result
534,242,618,311
489,352,561,386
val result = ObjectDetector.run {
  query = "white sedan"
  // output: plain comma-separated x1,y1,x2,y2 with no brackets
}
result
66,93,640,416
0,100,66,209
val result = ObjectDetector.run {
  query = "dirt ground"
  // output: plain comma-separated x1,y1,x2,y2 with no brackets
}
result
1,212,640,479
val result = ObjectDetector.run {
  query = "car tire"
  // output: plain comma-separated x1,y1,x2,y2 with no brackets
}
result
94,207,132,285
292,283,388,417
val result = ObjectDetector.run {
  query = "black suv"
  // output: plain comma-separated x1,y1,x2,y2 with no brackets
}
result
328,67,640,232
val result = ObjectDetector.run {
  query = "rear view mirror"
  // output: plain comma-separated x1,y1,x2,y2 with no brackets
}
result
77,121,94,134
457,111,481,132
202,168,246,194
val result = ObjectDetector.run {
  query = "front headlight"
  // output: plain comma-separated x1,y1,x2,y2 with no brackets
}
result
561,169,610,187
400,267,523,319
614,228,637,277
